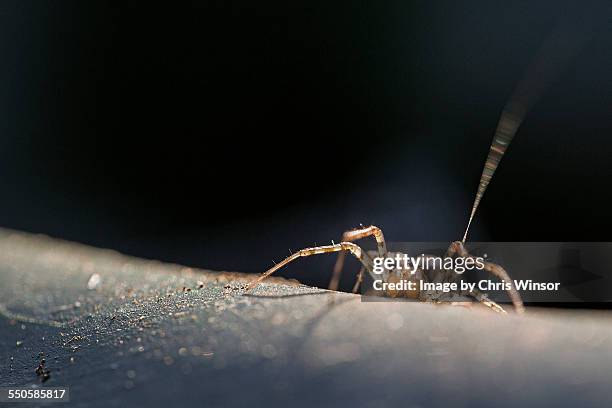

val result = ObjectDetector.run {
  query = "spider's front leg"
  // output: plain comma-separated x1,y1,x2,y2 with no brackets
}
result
246,242,374,292
469,289,507,314
448,241,525,314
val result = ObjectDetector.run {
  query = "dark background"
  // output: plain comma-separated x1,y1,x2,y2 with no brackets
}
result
0,1,610,290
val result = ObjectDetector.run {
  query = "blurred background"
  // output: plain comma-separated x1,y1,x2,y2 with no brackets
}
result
0,1,610,290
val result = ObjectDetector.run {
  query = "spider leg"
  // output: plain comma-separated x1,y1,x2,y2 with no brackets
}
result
351,266,366,294
246,242,373,292
329,225,387,291
448,241,525,314
469,289,507,314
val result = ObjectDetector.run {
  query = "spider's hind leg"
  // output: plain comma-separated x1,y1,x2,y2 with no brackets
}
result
330,225,387,291
351,266,366,294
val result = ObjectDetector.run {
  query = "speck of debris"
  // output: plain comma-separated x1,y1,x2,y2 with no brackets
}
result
35,357,51,383
65,335,82,345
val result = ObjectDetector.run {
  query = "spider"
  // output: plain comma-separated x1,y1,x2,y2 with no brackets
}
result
245,225,524,314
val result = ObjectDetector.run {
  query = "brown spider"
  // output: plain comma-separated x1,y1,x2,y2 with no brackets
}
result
245,225,524,314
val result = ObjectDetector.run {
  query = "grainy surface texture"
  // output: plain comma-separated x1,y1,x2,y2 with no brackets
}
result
0,228,611,407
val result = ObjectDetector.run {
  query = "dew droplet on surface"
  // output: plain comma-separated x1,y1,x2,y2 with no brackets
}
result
87,273,102,290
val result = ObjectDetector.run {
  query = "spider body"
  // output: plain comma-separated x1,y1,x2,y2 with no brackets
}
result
372,251,422,299
373,251,464,301
246,226,524,314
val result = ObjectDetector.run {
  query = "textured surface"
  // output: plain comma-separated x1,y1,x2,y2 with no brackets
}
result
1,228,612,407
